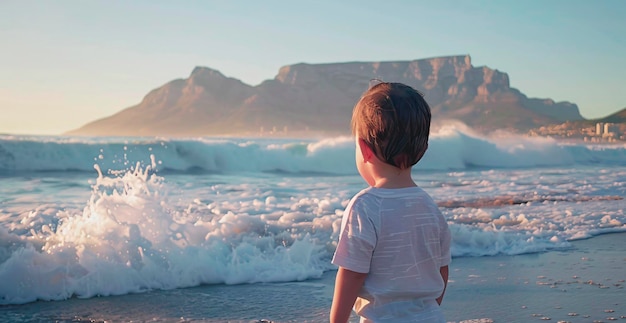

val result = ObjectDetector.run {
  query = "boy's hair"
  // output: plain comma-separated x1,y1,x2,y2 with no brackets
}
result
351,82,431,169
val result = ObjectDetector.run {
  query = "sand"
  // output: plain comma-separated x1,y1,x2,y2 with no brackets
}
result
442,232,626,322
1,233,624,322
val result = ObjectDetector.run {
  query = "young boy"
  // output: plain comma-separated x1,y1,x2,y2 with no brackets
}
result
330,82,452,323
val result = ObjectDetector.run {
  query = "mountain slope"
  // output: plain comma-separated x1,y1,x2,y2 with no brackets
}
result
67,55,584,137
598,108,626,123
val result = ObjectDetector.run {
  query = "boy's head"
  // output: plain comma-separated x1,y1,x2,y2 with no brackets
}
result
351,82,431,169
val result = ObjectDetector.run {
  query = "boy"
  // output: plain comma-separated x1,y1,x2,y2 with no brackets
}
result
330,82,451,323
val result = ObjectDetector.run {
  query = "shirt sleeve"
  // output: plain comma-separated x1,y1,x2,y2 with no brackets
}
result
331,195,377,274
438,214,452,267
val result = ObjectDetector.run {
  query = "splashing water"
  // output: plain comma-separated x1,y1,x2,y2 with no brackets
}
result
0,162,333,304
1,131,625,305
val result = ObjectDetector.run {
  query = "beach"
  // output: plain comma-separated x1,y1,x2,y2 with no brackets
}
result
1,134,625,322
442,232,626,322
1,232,624,323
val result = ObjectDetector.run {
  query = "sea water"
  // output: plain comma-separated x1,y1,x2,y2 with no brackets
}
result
0,126,625,310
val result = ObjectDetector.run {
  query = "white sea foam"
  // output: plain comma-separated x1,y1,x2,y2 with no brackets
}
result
1,129,624,173
0,130,625,304
0,164,336,304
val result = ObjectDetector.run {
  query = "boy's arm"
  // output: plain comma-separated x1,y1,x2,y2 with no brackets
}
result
330,267,368,323
436,265,449,305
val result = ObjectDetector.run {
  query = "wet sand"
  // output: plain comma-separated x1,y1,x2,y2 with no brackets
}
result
442,232,626,323
1,232,624,322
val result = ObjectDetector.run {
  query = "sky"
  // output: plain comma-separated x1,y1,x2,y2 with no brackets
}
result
1,0,625,135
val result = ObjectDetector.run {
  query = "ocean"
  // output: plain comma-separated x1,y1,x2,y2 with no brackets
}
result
1,126,625,322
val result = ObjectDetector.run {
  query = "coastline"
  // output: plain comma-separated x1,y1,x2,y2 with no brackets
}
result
1,232,624,322
442,232,626,322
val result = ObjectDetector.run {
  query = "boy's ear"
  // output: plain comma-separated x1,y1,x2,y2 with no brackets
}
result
358,138,375,162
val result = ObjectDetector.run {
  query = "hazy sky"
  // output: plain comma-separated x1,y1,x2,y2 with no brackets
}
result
1,0,625,135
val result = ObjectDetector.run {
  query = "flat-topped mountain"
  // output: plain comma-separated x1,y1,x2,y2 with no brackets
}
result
67,55,584,137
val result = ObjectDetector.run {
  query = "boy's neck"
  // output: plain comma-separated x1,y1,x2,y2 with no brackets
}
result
358,138,417,189
371,165,417,189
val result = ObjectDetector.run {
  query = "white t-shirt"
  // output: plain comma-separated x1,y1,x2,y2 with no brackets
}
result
332,186,452,323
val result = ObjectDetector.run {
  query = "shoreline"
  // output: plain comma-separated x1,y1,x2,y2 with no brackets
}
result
442,231,626,322
1,232,625,322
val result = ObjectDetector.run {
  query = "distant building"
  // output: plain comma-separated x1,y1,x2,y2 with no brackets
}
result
603,123,617,138
529,121,624,143
596,123,604,136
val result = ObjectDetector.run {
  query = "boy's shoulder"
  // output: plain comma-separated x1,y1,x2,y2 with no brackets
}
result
352,186,440,211
348,186,435,209
359,186,428,199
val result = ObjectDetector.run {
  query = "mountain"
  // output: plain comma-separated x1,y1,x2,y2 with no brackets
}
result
67,55,584,137
597,108,626,123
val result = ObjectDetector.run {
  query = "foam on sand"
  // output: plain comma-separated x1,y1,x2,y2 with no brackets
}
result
1,233,623,322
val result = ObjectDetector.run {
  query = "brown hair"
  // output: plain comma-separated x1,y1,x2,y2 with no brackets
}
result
351,82,431,169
